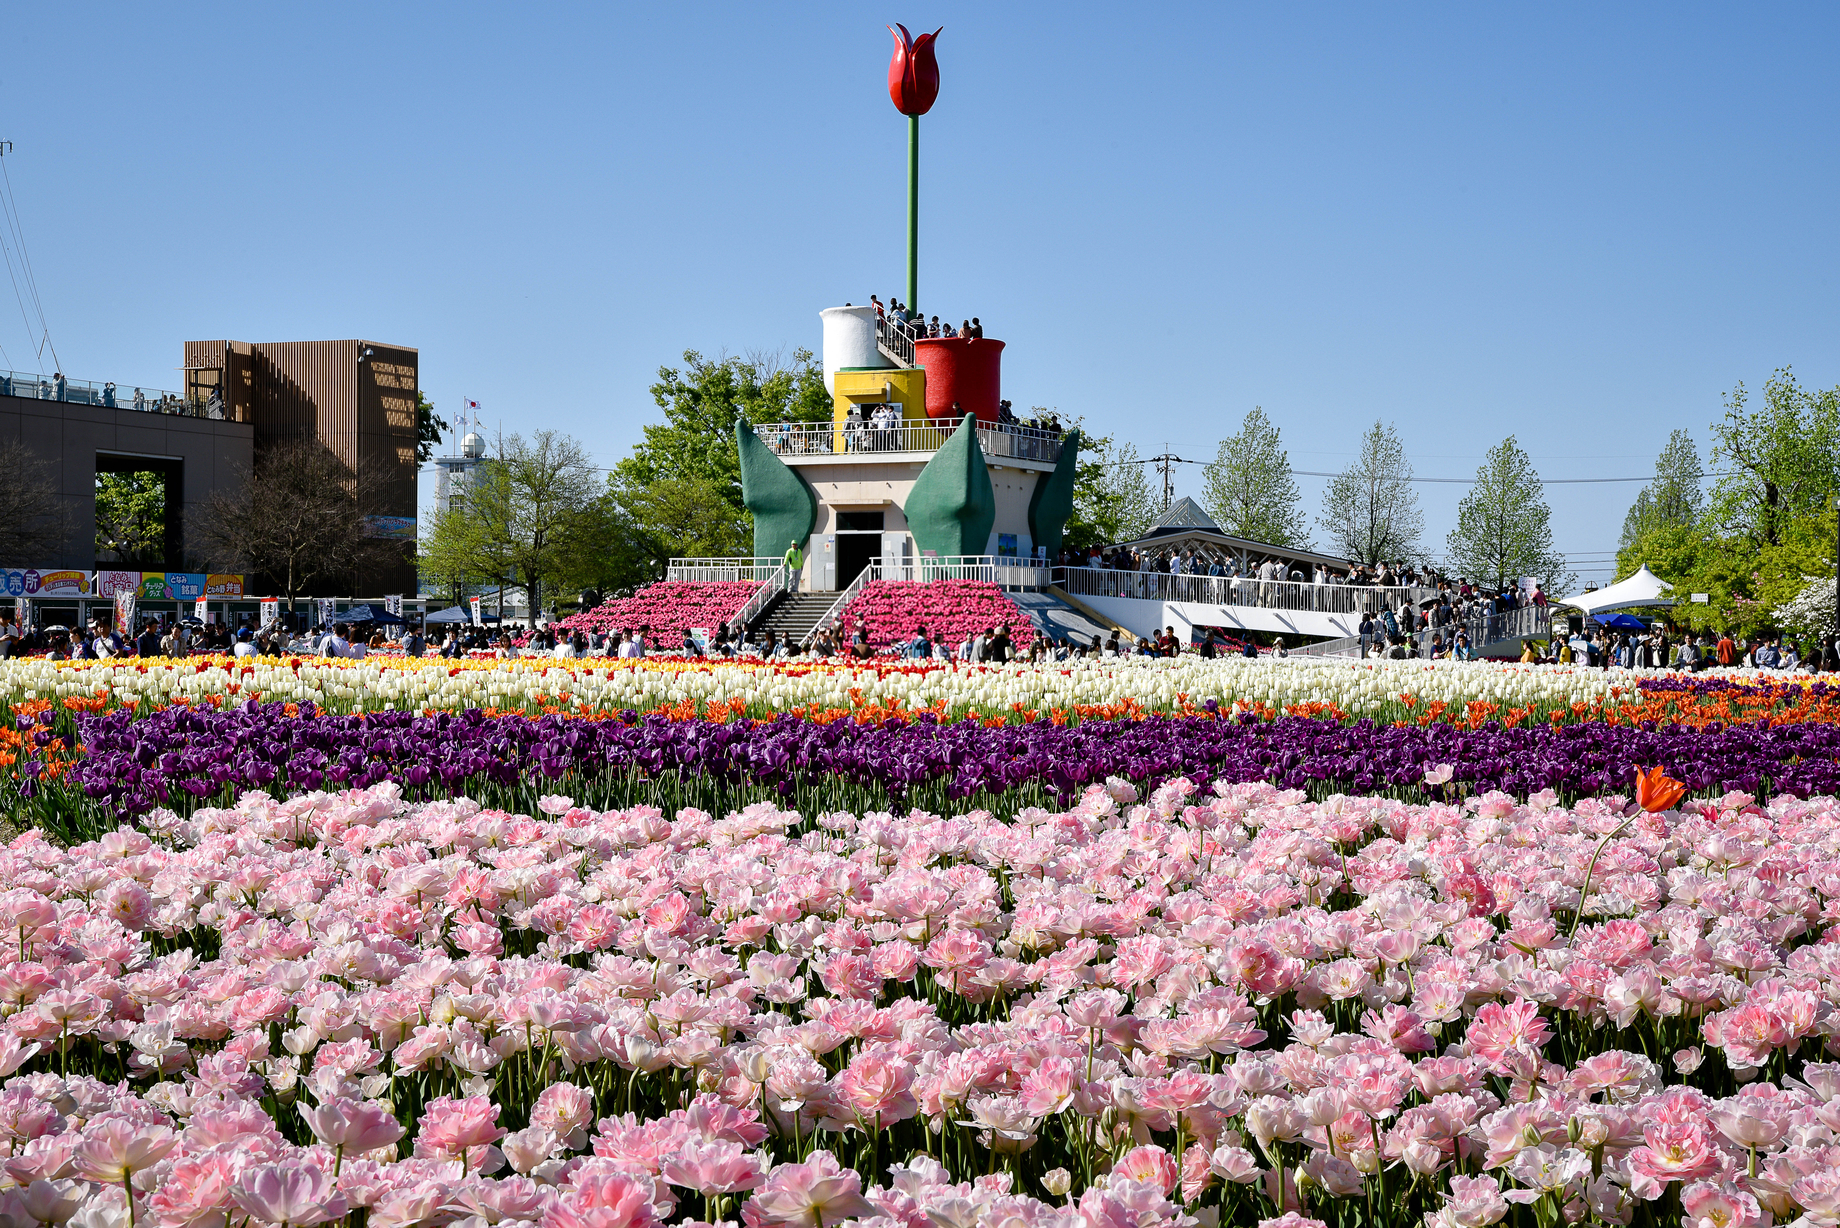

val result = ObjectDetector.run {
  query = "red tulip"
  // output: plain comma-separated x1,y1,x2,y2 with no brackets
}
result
1634,764,1687,813
887,24,943,116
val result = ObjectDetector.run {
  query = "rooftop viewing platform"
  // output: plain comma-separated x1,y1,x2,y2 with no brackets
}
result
751,418,1063,466
0,368,242,421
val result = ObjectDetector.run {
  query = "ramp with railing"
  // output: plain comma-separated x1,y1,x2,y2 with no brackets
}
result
1292,603,1552,659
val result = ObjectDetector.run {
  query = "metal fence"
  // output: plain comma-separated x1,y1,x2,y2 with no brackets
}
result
731,564,793,628
1294,603,1553,658
752,420,1064,464
1051,567,1438,615
877,314,917,365
0,370,227,418
665,558,788,583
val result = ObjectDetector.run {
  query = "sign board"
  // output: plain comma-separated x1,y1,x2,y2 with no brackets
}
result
469,597,483,627
383,594,403,619
0,569,91,597
1691,593,1709,604
138,572,207,601
195,598,210,623
318,598,336,629
363,516,418,541
205,574,244,598
95,570,142,598
113,591,137,634
259,599,279,627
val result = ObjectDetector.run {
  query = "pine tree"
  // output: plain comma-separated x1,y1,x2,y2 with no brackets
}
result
1202,407,1312,548
1444,435,1569,591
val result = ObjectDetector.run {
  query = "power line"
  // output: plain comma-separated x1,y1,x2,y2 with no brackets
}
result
0,143,58,373
1290,469,1734,485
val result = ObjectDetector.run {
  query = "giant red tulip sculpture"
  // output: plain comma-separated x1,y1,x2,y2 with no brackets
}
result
888,23,942,315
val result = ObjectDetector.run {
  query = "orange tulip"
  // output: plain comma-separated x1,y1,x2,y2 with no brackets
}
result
1634,764,1687,813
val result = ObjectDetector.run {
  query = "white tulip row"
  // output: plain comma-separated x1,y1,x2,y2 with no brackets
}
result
0,653,1757,724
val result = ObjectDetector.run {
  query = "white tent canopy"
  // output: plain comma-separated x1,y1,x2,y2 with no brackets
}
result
1560,565,1675,615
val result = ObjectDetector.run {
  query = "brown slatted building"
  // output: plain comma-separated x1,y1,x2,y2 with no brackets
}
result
183,339,419,594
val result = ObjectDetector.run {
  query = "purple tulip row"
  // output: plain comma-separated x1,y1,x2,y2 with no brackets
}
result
22,701,1840,831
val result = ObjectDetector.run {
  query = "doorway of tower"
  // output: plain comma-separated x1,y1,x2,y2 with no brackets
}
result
834,510,884,589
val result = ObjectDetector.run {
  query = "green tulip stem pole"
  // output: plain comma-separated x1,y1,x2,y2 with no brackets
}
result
907,114,919,316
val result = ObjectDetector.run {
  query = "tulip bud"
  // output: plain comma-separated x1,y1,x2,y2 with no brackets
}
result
887,24,943,117
1042,1168,1072,1198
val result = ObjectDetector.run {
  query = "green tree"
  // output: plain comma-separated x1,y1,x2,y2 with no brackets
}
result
482,431,601,619
551,494,659,601
1444,436,1570,591
613,476,751,574
1619,429,1703,549
1318,421,1423,564
95,471,166,564
416,393,449,465
1201,407,1312,548
1102,443,1160,542
417,502,500,607
1060,422,1123,551
614,349,832,533
419,431,602,619
1706,368,1840,549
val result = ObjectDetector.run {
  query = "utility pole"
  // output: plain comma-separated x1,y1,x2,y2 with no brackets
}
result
1145,449,1201,511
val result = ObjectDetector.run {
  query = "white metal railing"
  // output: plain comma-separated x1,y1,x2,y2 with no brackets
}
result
877,314,917,366
1293,634,1363,658
814,562,884,637
1052,568,1437,616
752,420,1064,465
730,563,793,628
1295,602,1553,658
665,557,786,583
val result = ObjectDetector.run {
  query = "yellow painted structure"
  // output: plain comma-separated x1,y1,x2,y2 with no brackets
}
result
831,368,927,433
829,368,929,454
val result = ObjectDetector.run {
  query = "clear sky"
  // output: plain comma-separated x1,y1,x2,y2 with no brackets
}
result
2,3,1836,582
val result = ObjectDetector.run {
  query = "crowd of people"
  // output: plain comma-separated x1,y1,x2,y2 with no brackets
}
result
4,589,1833,673
0,371,203,415
869,294,986,342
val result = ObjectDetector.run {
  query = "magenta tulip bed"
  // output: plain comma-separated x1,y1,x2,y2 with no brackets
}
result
557,583,761,641
839,580,1035,651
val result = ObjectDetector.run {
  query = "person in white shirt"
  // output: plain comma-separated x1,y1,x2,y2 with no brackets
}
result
320,622,351,659
233,628,260,658
618,633,643,659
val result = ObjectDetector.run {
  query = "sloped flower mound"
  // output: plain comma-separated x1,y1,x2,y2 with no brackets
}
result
556,581,759,640
4,777,1839,1227
840,579,1035,650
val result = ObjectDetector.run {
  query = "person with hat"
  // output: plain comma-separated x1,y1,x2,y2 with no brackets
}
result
784,538,804,591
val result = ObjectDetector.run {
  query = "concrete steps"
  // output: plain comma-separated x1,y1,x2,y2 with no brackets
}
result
752,592,839,647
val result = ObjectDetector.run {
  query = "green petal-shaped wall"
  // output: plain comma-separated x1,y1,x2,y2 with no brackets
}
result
736,421,817,558
1026,428,1081,559
904,415,997,558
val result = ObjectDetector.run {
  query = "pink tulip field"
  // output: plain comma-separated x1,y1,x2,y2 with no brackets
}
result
3,766,1837,1228
839,581,1034,651
556,584,761,641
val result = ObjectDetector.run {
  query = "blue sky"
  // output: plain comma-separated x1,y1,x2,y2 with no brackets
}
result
2,3,1836,581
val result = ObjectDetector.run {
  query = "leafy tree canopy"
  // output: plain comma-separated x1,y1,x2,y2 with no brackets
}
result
1202,406,1311,549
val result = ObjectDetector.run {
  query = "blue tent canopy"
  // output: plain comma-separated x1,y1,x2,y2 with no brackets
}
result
425,605,500,624
1596,612,1648,630
339,603,404,625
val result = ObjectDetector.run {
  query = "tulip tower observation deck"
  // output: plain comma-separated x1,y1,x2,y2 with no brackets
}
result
739,305,1077,595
